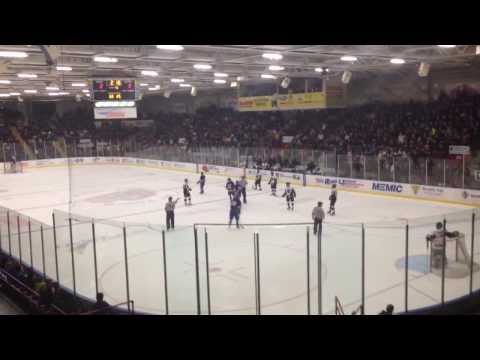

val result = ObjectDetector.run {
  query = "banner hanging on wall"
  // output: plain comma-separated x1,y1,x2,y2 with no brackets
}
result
237,92,326,112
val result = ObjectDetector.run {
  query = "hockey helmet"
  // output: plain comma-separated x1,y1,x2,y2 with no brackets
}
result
436,222,443,230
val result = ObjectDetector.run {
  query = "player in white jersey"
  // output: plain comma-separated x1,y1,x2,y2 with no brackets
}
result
183,179,192,206
268,173,278,196
328,184,337,215
282,182,296,210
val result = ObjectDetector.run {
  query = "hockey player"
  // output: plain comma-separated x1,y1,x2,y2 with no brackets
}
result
254,172,262,191
312,201,325,236
226,178,235,200
268,172,278,196
328,184,337,216
197,172,206,194
238,176,248,204
228,195,242,229
183,179,192,206
282,182,296,210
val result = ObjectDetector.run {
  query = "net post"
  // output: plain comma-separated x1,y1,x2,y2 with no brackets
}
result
92,219,99,296
425,158,428,185
443,159,446,187
28,218,33,268
162,230,169,315
306,226,311,315
405,222,409,312
470,212,475,294
17,215,22,264
253,232,259,315
408,158,411,184
204,229,211,315
40,224,46,279
441,218,446,305
52,213,60,283
122,224,131,312
256,233,261,315
462,154,465,188
361,223,365,315
317,224,322,315
68,217,77,297
7,210,11,255
193,226,201,315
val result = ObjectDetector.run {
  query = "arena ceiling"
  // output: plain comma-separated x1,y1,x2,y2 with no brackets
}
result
0,45,478,99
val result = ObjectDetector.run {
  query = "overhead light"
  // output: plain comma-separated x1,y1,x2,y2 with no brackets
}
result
341,71,352,84
390,58,405,64
141,70,158,77
93,56,118,63
214,72,228,77
214,79,226,84
268,65,285,71
437,45,456,48
477,46,480,55
72,82,87,87
57,92,70,95
170,78,184,83
148,85,160,91
82,89,90,93
237,76,246,81
261,74,276,79
340,56,358,62
86,94,91,97
0,80,12,84
164,91,172,98
156,45,184,51
56,66,72,71
190,86,197,96
95,101,135,108
18,96,23,102
46,86,60,91
230,81,238,88
139,83,149,87
179,83,192,87
9,92,20,96
194,63,212,70
24,89,37,94
0,51,28,58
418,62,430,77
0,94,10,98
315,68,324,73
262,53,283,61
17,73,37,78
281,77,290,88
47,92,60,96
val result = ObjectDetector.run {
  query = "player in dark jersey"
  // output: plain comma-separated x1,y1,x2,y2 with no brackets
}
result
282,182,297,210
328,184,337,215
197,172,206,194
228,196,242,229
268,173,277,196
226,178,235,200
254,172,262,190
183,178,192,206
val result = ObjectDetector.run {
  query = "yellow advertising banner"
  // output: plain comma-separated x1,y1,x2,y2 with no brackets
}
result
237,92,326,112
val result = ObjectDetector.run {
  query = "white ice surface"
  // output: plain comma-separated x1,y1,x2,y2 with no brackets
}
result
0,164,479,315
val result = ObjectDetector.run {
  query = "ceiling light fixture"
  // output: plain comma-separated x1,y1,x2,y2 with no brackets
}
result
141,70,158,76
261,74,276,79
262,53,283,61
0,94,10,98
170,78,184,83
213,79,226,84
214,72,228,77
156,45,184,51
268,65,285,71
340,56,358,62
9,92,20,96
0,51,28,58
56,66,72,71
0,80,12,84
194,63,212,70
24,89,37,94
437,45,456,48
46,86,60,91
72,83,87,87
390,58,405,64
179,83,192,87
230,81,238,88
17,73,37,78
93,56,118,63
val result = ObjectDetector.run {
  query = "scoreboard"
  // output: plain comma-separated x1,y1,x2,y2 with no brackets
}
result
92,79,136,101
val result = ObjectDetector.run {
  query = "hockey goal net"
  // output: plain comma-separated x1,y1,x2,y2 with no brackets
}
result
3,161,23,174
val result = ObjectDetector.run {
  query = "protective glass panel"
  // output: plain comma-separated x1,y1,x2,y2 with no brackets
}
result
364,155,379,180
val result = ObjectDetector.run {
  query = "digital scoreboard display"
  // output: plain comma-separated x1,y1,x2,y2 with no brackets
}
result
92,79,136,101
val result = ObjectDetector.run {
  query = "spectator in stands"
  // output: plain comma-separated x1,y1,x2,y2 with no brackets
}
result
91,292,111,315
378,304,394,315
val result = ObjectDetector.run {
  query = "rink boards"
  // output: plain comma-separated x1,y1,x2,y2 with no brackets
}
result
8,156,480,207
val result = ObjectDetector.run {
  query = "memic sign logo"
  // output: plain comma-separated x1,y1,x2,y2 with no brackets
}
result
372,182,403,193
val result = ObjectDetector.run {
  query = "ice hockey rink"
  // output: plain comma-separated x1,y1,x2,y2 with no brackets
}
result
1,163,479,315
